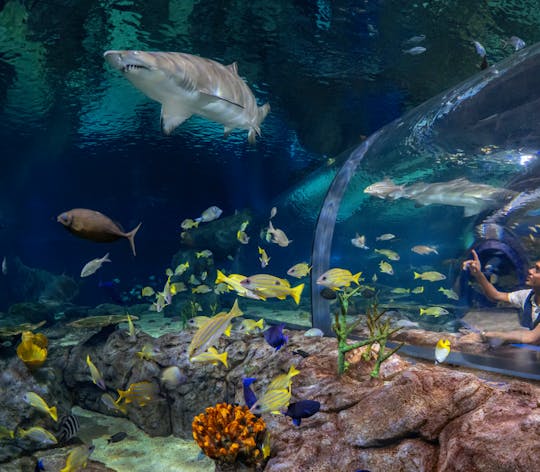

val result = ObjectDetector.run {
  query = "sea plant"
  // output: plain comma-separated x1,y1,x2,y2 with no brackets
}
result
332,287,402,376
16,331,48,369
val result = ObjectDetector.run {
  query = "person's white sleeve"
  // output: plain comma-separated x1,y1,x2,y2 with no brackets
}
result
507,290,529,308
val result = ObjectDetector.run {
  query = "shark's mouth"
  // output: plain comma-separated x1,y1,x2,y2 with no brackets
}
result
122,64,149,73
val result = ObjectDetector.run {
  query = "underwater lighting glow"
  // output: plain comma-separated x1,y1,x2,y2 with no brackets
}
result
519,153,534,165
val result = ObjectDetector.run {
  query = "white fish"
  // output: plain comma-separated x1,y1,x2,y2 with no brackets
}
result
103,50,270,143
267,220,292,247
1,257,6,275
304,328,324,337
195,206,222,223
472,40,486,58
402,46,426,55
376,233,395,241
435,339,451,363
504,36,526,51
269,207,277,219
351,234,368,249
404,34,426,44
80,253,111,278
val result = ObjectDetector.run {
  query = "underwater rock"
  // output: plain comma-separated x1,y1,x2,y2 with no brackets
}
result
7,302,57,324
0,257,78,313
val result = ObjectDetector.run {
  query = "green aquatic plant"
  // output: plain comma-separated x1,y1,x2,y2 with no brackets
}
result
332,287,402,376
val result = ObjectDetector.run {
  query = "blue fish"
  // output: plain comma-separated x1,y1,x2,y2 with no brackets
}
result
243,377,258,409
264,324,288,351
284,400,320,426
34,458,45,471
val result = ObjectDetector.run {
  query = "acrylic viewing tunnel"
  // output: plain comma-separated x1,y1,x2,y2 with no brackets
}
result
309,42,540,379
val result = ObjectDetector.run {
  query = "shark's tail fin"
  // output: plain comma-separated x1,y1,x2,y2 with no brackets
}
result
248,103,271,144
125,222,142,256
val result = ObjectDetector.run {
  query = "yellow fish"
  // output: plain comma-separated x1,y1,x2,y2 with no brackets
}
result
420,306,449,317
141,286,155,297
86,355,106,390
60,444,95,472
188,299,243,359
241,274,304,304
188,316,211,329
258,246,271,268
192,284,212,294
316,268,362,290
251,388,291,415
174,261,190,275
412,286,424,294
237,229,250,244
266,365,300,392
435,339,451,363
101,393,127,415
238,318,265,334
414,271,446,282
262,431,271,458
391,287,410,294
23,392,57,422
196,250,212,258
136,344,157,361
181,218,199,229
379,260,394,275
17,426,57,445
127,313,136,340
116,381,159,407
411,245,438,255
438,287,459,300
215,270,264,300
190,346,228,368
287,262,311,278
374,249,400,261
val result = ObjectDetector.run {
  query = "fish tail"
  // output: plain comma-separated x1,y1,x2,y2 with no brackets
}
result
229,299,243,318
115,390,126,404
49,406,58,422
352,272,362,285
103,252,111,263
288,364,300,377
255,318,264,329
215,269,226,285
414,272,421,279
290,284,305,305
220,352,228,368
125,222,142,256
224,324,232,337
419,308,425,316
258,103,271,124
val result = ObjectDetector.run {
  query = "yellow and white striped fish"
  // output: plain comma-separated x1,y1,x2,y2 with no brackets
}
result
188,299,243,359
250,387,291,415
190,346,228,368
316,268,362,290
215,270,264,300
240,274,304,305
266,365,300,392
23,392,58,422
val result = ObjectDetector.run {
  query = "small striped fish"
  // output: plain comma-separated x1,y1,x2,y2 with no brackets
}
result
251,388,291,415
188,299,243,359
56,414,80,443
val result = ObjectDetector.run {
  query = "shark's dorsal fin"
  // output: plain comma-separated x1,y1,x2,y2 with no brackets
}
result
198,90,245,109
227,62,239,75
160,104,193,135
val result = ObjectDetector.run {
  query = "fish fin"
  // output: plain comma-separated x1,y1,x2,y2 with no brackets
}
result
198,90,244,109
125,222,142,256
227,62,238,74
255,318,264,329
229,299,243,318
290,284,305,305
160,104,192,135
352,272,362,285
224,325,232,337
221,352,228,368
258,103,270,124
463,206,481,217
224,126,233,138
49,406,58,422
288,365,300,377
215,270,226,285
248,128,258,144
102,253,111,263
413,272,420,279
292,418,301,426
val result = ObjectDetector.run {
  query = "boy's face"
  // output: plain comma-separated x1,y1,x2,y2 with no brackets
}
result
526,261,540,287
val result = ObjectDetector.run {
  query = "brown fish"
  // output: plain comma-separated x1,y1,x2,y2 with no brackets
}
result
57,208,141,256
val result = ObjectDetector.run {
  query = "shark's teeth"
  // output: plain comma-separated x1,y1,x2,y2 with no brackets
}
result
123,64,147,72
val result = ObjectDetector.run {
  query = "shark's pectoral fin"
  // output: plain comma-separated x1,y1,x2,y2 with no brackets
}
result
227,62,239,75
199,89,245,109
463,206,481,217
160,104,192,135
224,126,233,138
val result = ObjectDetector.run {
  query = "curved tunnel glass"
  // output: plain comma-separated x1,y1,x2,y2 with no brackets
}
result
311,43,540,378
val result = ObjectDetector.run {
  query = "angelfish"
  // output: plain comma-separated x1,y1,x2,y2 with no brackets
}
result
104,50,270,143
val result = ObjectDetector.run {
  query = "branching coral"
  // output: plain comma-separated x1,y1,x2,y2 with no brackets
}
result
192,402,267,468
16,331,48,369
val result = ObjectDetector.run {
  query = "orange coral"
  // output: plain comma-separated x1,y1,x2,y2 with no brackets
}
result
16,331,48,369
192,402,267,467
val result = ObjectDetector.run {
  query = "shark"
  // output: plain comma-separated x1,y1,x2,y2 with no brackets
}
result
103,50,270,143
364,177,517,217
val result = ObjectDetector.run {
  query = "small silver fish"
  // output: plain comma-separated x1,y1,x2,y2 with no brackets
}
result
404,34,426,44
506,36,526,51
1,256,6,275
402,46,426,55
473,40,486,58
